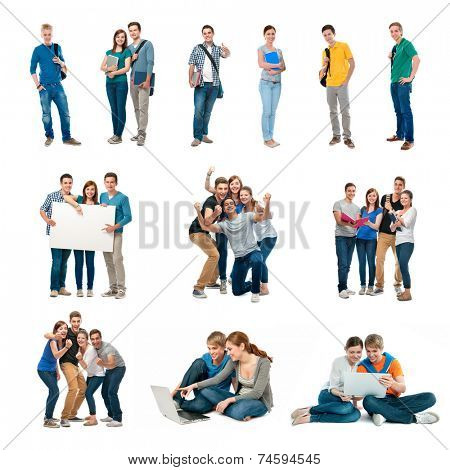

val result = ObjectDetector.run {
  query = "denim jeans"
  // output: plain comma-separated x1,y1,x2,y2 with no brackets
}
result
74,250,95,290
396,242,414,289
310,389,361,423
39,83,71,141
85,376,104,415
101,366,126,422
193,83,219,140
363,392,436,424
335,236,356,292
50,248,72,291
390,82,414,142
257,237,277,283
232,250,263,295
175,358,209,408
106,81,128,137
38,370,59,420
259,80,281,141
216,232,229,281
356,238,377,287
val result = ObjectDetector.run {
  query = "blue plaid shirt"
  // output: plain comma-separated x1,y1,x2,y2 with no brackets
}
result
188,42,225,87
40,190,67,235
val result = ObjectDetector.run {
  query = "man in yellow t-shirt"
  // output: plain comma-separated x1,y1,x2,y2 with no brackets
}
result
320,25,355,148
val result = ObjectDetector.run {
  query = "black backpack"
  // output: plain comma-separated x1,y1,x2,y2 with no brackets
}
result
53,43,66,80
320,48,330,87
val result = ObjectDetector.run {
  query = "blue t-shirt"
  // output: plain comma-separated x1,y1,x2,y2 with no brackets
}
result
201,353,235,391
30,43,65,85
357,207,383,240
37,340,58,372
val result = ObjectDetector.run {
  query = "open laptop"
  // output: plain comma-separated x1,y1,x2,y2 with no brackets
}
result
344,373,388,398
151,385,210,425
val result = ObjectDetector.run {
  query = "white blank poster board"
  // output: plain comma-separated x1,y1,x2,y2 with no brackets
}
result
49,202,116,252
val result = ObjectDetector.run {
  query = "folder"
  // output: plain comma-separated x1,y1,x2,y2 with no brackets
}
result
341,213,369,229
265,51,280,70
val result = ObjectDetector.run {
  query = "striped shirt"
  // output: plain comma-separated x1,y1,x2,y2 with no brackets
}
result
40,190,67,235
188,42,225,87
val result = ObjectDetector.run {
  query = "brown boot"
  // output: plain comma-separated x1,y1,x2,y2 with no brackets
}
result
401,141,414,150
329,136,341,145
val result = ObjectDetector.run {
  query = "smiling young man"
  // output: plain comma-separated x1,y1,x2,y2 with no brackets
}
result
333,183,360,299
30,24,81,146
100,173,132,300
358,334,438,426
386,22,420,151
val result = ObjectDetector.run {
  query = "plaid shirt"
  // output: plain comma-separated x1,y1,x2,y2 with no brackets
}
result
188,42,225,87
40,190,66,235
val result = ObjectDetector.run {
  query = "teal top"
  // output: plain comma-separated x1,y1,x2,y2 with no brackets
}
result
76,195,99,205
391,38,417,83
105,48,132,83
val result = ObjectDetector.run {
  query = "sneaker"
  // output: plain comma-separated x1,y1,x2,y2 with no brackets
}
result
87,289,94,297
192,289,207,299
130,134,139,141
401,141,414,150
59,288,71,296
115,289,126,299
386,135,402,142
329,136,341,145
346,289,356,295
251,293,260,303
49,418,60,422
77,289,84,297
369,288,384,296
50,290,59,298
372,413,386,426
339,290,350,299
44,137,53,147
106,420,123,427
63,137,81,146
137,134,145,146
366,287,374,295
415,412,440,424
44,419,60,428
344,138,355,148
83,419,98,426
397,292,412,302
60,419,70,427
202,136,213,143
206,283,220,289
108,135,122,144
101,288,118,297
394,286,403,295
359,287,366,295
191,138,201,147
68,416,83,422
220,280,227,294
264,140,279,148
100,417,113,423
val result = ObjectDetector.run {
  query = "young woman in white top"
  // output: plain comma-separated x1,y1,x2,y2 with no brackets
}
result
390,190,417,301
291,337,363,425
76,330,105,426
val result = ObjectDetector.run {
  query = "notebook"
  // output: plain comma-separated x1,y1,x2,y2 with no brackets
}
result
264,51,280,70
106,55,119,68
341,213,369,229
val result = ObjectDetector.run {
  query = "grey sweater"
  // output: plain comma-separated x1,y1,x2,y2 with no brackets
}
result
197,357,273,411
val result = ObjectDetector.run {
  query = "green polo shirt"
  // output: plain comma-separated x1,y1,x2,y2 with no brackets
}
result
391,38,417,83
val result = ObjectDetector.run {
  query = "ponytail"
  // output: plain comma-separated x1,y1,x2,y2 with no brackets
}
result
227,331,273,363
249,343,273,362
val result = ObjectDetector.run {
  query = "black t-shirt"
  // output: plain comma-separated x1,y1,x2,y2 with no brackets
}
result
379,194,403,235
189,195,220,234
59,328,79,366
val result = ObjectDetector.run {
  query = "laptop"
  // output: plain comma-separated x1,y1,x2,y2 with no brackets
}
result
151,385,210,425
343,373,388,398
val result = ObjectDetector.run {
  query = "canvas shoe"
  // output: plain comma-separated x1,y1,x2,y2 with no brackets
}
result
192,290,207,299
101,289,118,297
59,287,71,296
369,288,384,296
191,139,201,147
339,290,350,299
87,289,94,297
206,283,220,289
77,289,84,297
100,417,113,423
50,290,59,297
346,289,356,295
115,289,126,299
366,287,374,295
137,134,145,146
372,414,386,426
68,416,83,422
106,420,123,427
415,412,439,424
60,419,71,427
130,134,139,141
251,293,260,303
220,280,227,294
359,287,366,295
44,419,60,428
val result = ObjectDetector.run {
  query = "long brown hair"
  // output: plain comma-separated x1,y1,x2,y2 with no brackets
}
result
53,320,68,334
365,188,380,211
112,29,128,52
240,186,257,212
228,175,243,192
82,180,98,204
227,331,273,362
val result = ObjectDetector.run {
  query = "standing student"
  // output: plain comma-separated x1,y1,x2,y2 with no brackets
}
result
64,181,99,297
257,25,286,147
101,29,132,144
389,190,416,301
188,25,230,147
356,189,383,295
128,22,155,147
90,329,126,427
358,334,438,426
320,25,355,148
30,24,81,146
40,174,74,298
100,172,132,300
178,332,273,422
291,337,363,425
386,22,420,151
37,321,71,428
333,183,360,299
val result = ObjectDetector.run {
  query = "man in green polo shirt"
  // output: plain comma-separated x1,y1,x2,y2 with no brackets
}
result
386,22,420,151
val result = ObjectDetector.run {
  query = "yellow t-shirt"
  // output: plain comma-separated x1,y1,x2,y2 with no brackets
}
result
322,42,353,87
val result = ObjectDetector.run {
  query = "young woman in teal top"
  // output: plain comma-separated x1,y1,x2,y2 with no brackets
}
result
100,29,132,144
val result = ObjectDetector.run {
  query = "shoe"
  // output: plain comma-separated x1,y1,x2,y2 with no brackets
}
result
339,290,350,299
394,286,403,295
359,287,366,295
205,283,220,289
44,419,60,428
59,288,71,296
130,134,139,141
192,289,207,299
272,140,280,147
346,289,356,295
60,419,70,427
202,136,213,143
63,137,81,146
264,140,278,148
191,139,201,147
101,289,118,297
68,416,83,422
87,289,94,297
77,289,84,297
100,417,113,423
329,136,341,145
83,419,98,426
366,287,374,295
50,290,59,298
115,289,126,300
106,420,123,427
108,135,122,144
386,135,402,142
220,280,227,294
397,292,412,301
137,134,145,146
291,407,310,420
372,413,386,426
251,293,260,303
369,288,384,296
401,141,414,150
49,418,60,422
344,138,355,148
44,137,53,147
415,412,440,424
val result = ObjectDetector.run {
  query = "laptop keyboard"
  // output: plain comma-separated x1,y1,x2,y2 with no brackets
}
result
178,410,208,421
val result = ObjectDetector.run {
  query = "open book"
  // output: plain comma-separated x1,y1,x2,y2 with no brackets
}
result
341,213,369,229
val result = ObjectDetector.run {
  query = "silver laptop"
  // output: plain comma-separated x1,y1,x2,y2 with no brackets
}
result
151,385,210,425
344,373,388,398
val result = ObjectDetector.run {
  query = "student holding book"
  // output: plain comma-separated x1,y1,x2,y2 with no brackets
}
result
257,25,286,148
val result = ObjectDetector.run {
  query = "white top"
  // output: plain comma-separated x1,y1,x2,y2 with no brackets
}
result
253,202,277,241
202,45,214,82
395,207,417,245
83,344,105,377
321,355,357,392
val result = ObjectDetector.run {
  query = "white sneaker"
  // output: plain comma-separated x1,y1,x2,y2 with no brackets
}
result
115,289,126,299
372,413,386,426
87,289,94,297
394,286,403,295
106,420,123,427
366,287,374,295
346,289,356,295
415,412,439,424
60,419,71,427
77,289,84,297
339,290,350,299
100,417,113,422
251,293,260,303
359,287,366,295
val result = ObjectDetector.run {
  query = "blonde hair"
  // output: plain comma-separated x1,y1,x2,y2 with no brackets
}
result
207,331,226,347
41,24,53,31
365,334,384,350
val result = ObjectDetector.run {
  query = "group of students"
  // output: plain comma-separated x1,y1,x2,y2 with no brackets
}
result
40,172,132,299
333,176,416,301
189,168,277,302
30,21,419,149
37,311,126,428
291,334,438,427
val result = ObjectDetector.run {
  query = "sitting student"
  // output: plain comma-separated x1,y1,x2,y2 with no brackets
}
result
358,334,438,426
178,332,272,422
172,331,236,411
291,336,362,425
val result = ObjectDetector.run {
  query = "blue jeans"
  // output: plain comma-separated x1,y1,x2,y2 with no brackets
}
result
86,376,104,415
106,81,128,137
356,238,377,287
259,80,281,141
396,242,414,289
193,83,219,140
335,236,356,292
39,83,71,141
175,358,209,408
363,392,436,424
232,250,263,295
257,237,277,283
38,370,59,420
390,82,414,142
50,248,72,291
310,389,361,423
216,232,228,281
74,250,95,290
101,366,126,422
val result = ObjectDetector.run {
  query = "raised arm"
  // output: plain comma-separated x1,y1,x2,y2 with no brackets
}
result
204,167,216,194
194,203,222,233
254,193,271,223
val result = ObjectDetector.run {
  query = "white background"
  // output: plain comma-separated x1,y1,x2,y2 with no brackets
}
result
1,0,450,469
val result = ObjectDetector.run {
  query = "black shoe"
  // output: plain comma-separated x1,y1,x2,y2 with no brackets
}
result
206,283,220,289
68,416,84,422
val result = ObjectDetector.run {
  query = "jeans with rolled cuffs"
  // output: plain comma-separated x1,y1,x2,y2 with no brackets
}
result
50,248,72,291
309,389,361,423
39,83,71,141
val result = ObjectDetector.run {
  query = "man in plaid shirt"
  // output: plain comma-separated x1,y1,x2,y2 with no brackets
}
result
188,25,230,147
40,173,74,297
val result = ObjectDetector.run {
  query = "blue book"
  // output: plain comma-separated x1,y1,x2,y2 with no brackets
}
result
265,51,280,70
133,71,147,86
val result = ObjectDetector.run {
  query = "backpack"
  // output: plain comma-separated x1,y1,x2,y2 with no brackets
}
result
320,48,330,87
53,43,66,80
